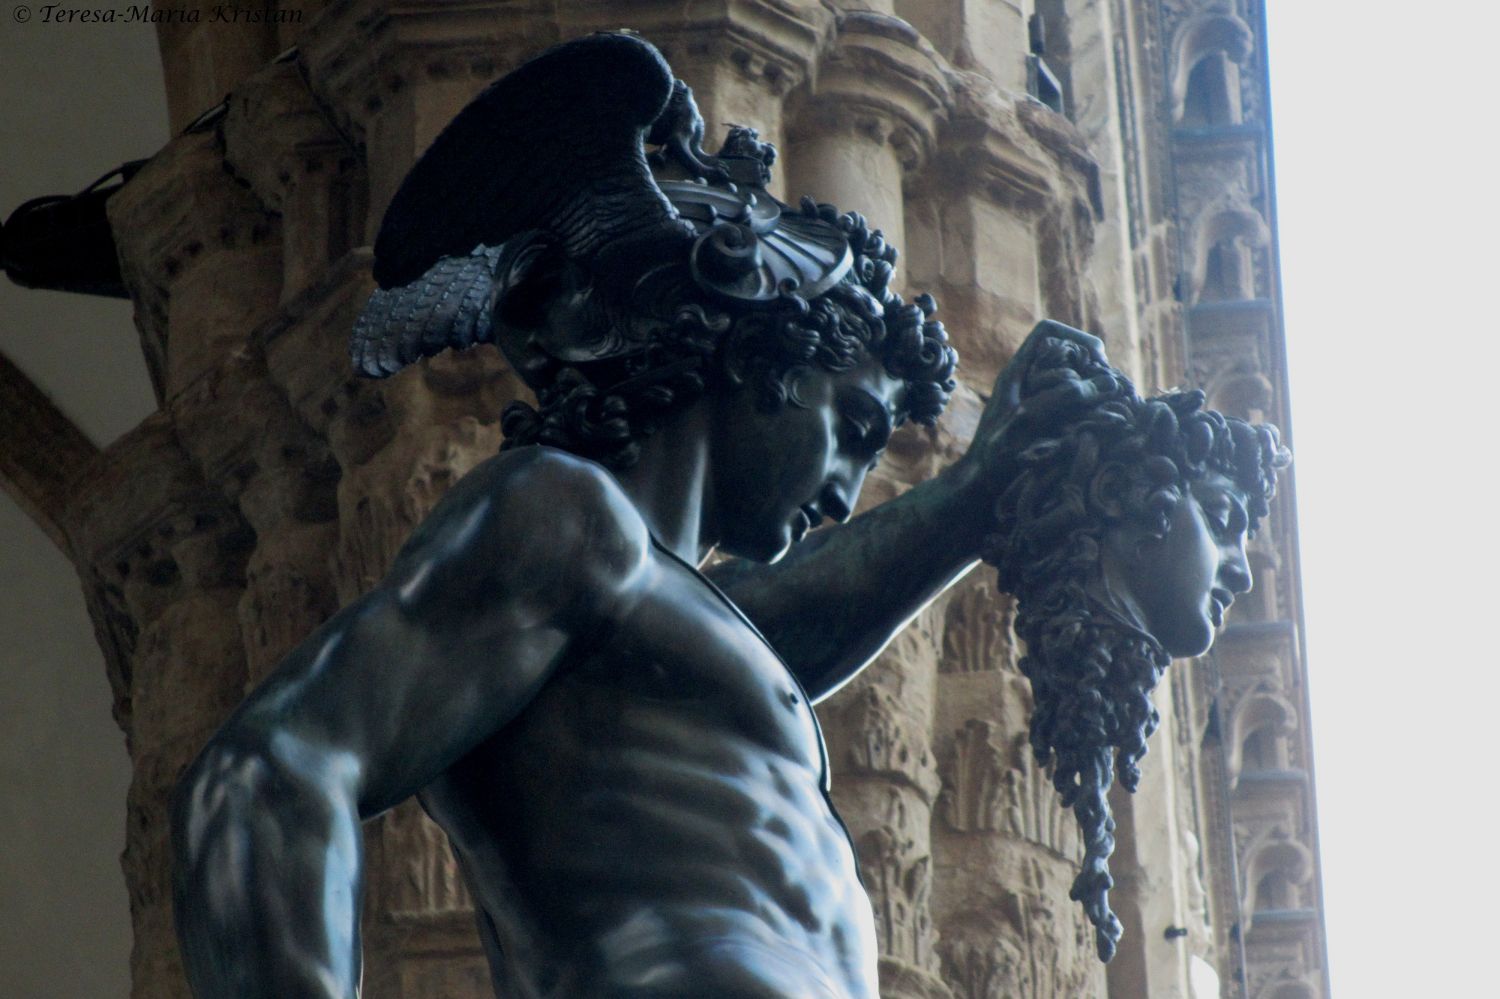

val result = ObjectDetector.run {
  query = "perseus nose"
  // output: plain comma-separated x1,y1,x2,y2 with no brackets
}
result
819,482,853,523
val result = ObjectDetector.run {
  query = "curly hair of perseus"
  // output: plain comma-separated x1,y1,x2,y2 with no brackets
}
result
499,207,959,470
981,366,1290,962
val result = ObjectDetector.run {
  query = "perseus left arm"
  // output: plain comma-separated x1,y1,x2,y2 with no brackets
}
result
712,320,1115,701
708,468,984,701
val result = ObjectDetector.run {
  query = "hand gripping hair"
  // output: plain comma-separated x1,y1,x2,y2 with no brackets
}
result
350,32,956,468
981,328,1290,961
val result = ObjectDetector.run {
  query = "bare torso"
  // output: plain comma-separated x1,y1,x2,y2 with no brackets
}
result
421,538,878,999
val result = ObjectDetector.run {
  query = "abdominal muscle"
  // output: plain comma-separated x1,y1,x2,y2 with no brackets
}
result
422,637,880,999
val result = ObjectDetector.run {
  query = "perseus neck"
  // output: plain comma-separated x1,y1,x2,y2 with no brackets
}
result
609,404,716,565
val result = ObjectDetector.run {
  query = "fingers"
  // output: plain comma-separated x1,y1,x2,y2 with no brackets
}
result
998,321,1110,400
1012,372,1119,428
1030,319,1107,362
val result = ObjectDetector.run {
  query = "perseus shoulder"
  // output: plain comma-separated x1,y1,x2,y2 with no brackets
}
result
387,446,652,623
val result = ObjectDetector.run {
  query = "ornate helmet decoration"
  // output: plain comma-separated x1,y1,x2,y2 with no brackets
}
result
351,32,919,389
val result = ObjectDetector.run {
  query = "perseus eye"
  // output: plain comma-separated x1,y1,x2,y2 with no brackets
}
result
842,413,874,447
839,389,894,460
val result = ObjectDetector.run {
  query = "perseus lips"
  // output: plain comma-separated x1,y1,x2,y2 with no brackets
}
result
791,503,825,543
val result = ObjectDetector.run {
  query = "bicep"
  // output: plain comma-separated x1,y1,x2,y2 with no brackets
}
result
227,582,568,818
217,450,647,817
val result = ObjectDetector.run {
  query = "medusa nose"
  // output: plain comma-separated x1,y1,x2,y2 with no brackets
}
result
1219,543,1253,595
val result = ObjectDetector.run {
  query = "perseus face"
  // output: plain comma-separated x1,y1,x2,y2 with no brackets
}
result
1100,470,1255,657
709,349,907,563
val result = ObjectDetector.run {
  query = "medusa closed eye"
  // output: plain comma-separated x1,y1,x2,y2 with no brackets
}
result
1201,490,1248,539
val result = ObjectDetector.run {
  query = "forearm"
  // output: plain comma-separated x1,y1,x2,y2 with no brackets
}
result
173,738,364,999
710,466,986,700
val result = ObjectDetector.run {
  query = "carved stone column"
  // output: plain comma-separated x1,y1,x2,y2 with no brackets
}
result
820,606,951,999
100,114,296,999
784,11,949,287
907,72,1102,392
930,574,1106,999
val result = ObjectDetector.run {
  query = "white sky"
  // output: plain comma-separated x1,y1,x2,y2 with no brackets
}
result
1265,4,1500,995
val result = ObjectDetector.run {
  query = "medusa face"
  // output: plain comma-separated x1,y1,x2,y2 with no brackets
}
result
1101,470,1254,657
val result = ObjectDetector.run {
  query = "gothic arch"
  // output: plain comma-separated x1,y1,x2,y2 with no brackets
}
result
1260,980,1319,999
1242,835,1313,921
1204,364,1273,421
1228,691,1297,782
1189,205,1270,303
1171,12,1255,126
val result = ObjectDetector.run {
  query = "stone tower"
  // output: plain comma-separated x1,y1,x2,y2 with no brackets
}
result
0,1,1327,997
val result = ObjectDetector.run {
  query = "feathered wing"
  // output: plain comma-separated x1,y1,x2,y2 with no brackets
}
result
372,32,682,290
354,32,692,379
351,245,501,377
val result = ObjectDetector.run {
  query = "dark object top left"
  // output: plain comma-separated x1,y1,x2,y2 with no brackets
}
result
351,32,859,386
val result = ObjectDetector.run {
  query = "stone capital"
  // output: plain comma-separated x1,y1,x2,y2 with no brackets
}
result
794,11,952,171
564,0,832,101
929,71,1101,220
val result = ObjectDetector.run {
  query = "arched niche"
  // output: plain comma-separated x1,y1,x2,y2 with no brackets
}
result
1228,691,1296,783
1262,980,1319,999
1205,365,1273,422
1171,13,1254,126
1189,206,1269,304
1242,836,1313,922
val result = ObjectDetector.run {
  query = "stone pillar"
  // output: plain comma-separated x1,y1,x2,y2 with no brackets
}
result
152,1,287,132
784,14,954,997
101,110,294,999
262,254,525,998
929,573,1106,999
99,17,536,993
820,607,951,999
296,1,566,243
219,60,368,304
784,12,948,289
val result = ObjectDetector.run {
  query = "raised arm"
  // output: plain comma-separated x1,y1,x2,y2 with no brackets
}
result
712,321,1115,701
709,460,982,701
171,449,648,999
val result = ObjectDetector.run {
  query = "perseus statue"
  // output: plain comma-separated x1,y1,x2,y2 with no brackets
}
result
171,32,1288,997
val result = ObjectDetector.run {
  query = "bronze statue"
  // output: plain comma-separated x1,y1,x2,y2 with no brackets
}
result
172,33,1288,997
983,334,1289,960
